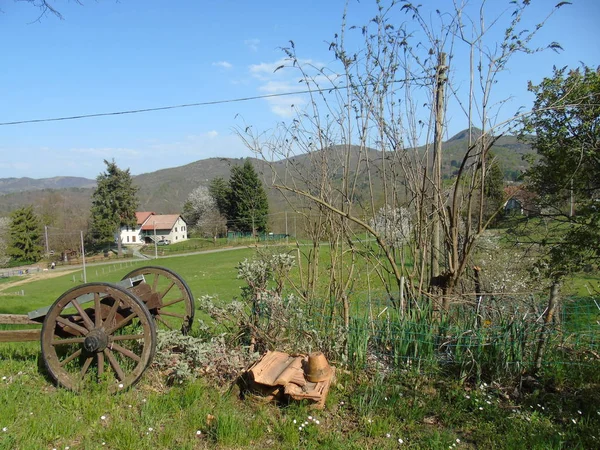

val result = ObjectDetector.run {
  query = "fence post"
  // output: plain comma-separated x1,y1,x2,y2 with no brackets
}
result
534,282,560,372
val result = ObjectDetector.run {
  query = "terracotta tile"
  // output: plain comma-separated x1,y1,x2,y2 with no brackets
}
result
248,351,300,386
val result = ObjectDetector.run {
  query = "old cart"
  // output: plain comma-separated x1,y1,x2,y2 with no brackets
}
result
0,266,194,393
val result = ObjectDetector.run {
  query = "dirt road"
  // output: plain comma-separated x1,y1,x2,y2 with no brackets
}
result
0,269,80,292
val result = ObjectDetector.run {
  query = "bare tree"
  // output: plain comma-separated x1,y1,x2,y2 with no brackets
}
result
16,0,83,21
236,0,570,358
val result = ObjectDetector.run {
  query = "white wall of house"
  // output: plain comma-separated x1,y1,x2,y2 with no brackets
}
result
118,225,143,244
117,214,188,245
165,217,188,242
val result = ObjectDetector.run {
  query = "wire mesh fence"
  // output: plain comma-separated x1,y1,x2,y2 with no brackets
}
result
297,291,600,381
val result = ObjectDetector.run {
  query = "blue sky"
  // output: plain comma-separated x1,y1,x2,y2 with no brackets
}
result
0,0,598,179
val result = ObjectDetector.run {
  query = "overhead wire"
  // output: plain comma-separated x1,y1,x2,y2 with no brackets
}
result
0,76,432,126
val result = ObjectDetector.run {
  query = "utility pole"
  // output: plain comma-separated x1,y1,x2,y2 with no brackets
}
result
80,230,87,283
570,179,575,217
153,221,158,259
44,225,49,255
431,52,447,287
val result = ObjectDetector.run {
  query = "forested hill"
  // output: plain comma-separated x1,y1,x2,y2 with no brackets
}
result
0,130,533,216
0,176,95,194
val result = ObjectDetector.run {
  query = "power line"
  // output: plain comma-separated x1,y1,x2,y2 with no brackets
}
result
0,76,431,127
0,87,340,126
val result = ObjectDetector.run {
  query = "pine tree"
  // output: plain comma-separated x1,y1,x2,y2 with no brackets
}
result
208,176,230,216
89,160,139,256
7,205,43,263
227,160,269,234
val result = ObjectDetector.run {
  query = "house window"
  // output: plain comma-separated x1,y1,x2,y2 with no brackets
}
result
175,227,178,232
132,236,136,243
127,236,130,242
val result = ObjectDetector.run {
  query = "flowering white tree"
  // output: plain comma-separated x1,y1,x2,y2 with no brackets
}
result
0,217,10,266
182,186,227,238
370,206,412,250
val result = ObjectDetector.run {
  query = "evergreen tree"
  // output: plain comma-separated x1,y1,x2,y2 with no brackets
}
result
483,152,505,226
7,206,43,263
89,160,139,256
227,160,269,234
208,176,230,217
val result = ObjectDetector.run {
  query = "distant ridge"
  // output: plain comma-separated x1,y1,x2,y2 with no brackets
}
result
0,176,96,194
0,128,534,216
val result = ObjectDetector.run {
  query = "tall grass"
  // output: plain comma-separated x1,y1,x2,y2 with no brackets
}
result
307,291,599,384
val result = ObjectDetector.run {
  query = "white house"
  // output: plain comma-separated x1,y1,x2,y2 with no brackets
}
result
140,214,188,244
117,212,188,245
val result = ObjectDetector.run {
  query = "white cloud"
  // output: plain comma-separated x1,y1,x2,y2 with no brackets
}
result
249,59,289,79
248,58,331,118
244,38,260,52
212,61,233,69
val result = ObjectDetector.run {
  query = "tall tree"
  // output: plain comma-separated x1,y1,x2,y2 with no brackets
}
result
227,160,269,234
208,176,230,217
89,160,139,256
182,185,227,238
7,206,43,263
522,65,600,277
482,152,505,227
0,217,10,266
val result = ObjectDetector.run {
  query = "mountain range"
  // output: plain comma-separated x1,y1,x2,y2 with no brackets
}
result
0,129,533,217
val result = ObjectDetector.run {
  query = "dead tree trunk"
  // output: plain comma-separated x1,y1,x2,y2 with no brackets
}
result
534,282,560,372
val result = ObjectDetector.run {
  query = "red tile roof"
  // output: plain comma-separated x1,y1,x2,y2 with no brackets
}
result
136,211,155,225
140,214,182,231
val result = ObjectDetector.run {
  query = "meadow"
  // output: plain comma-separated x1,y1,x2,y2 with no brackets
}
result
0,246,598,449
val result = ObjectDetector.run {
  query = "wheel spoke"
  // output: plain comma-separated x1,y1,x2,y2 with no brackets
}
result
71,300,94,330
110,334,145,341
160,297,184,308
111,343,141,362
155,316,174,330
52,337,86,345
104,298,121,327
97,352,104,379
56,316,89,336
105,312,137,334
59,348,82,367
160,281,176,299
152,274,159,293
159,311,186,319
94,293,102,328
104,348,126,381
80,356,93,379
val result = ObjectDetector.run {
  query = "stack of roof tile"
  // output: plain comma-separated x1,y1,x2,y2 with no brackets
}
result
243,350,335,409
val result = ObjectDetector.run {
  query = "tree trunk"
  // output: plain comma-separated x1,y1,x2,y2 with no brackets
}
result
534,282,560,372
116,225,123,258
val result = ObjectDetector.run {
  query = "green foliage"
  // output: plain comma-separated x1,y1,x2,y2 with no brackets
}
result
208,176,231,217
522,65,600,278
88,160,139,246
483,152,505,226
7,205,43,263
226,160,269,233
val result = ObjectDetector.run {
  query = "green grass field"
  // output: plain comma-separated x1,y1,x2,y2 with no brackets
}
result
0,247,599,449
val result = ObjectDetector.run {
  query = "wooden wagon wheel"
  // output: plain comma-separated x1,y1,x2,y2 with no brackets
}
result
121,266,195,334
41,283,156,393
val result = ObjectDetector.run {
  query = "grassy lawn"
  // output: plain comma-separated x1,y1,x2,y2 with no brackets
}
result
0,245,598,449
